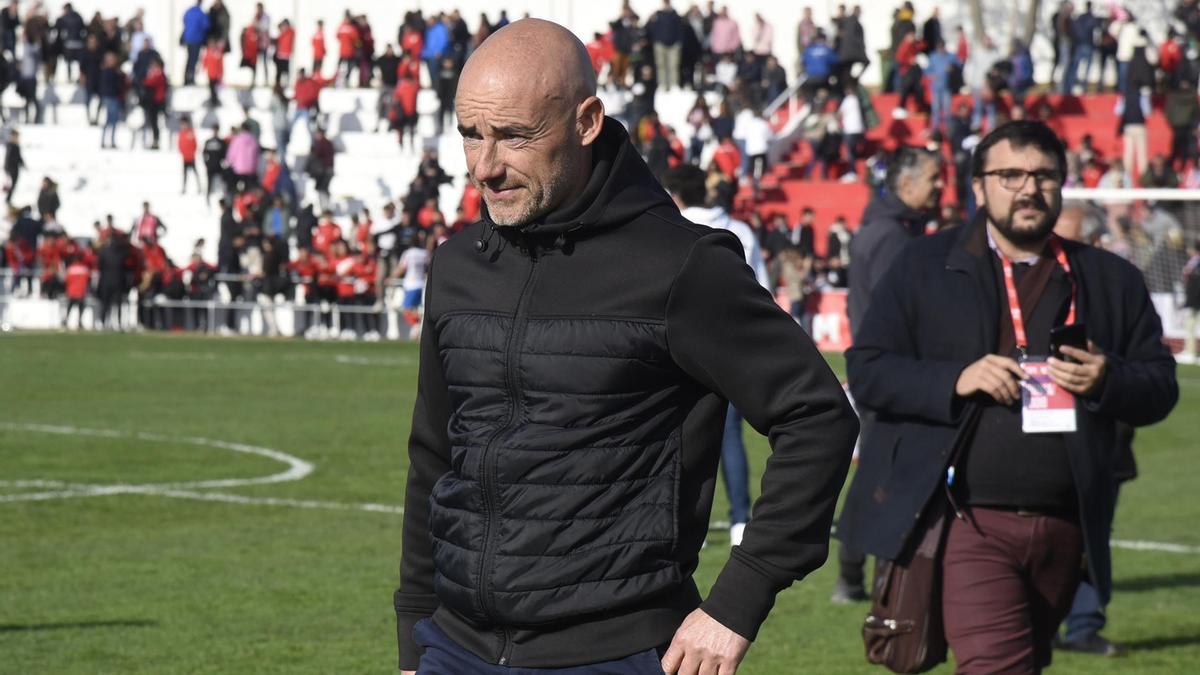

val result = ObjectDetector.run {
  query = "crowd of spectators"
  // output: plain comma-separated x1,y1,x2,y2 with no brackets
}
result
2,1,1200,339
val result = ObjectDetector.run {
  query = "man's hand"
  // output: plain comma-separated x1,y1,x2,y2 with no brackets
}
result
955,354,1027,406
1049,343,1107,397
661,609,750,675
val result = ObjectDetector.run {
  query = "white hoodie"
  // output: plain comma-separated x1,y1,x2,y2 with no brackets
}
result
681,205,771,290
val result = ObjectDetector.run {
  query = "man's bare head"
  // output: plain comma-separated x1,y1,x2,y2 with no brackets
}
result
456,19,605,227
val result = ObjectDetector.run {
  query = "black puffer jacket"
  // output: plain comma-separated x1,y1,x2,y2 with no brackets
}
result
396,117,858,670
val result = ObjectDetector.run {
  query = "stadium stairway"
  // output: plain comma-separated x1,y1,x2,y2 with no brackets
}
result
6,83,467,264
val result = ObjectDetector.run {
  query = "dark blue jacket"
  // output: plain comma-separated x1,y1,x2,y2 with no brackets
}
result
837,215,1177,606
647,9,682,46
182,5,210,46
803,43,837,79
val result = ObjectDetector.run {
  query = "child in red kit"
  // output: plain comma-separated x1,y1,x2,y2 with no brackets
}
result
64,255,93,329
179,116,201,194
203,38,224,107
311,20,326,75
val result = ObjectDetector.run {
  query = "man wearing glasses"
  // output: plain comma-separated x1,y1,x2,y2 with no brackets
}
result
836,120,1177,672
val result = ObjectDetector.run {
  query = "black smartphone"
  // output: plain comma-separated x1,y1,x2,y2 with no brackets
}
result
1050,324,1088,362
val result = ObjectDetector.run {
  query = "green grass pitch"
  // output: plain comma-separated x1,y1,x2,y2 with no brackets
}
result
1,333,1197,673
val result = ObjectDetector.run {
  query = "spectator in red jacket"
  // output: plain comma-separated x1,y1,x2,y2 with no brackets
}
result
712,135,742,180
63,253,93,330
261,149,281,193
586,31,613,76
893,27,925,117
311,19,326,75
352,209,373,251
1160,29,1183,84
336,12,358,86
311,210,342,257
354,240,381,339
400,24,423,61
203,37,224,107
416,198,442,230
37,230,69,298
273,19,295,86
135,201,165,246
393,73,420,151
291,68,328,134
460,180,481,223
140,55,168,149
179,116,201,194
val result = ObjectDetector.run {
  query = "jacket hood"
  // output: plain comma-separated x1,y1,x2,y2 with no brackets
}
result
860,190,930,237
480,116,674,239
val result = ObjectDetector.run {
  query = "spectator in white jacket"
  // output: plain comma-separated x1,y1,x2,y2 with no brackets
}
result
734,106,774,182
964,35,1001,130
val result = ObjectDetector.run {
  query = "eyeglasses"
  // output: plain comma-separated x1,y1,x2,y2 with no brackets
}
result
979,168,1063,192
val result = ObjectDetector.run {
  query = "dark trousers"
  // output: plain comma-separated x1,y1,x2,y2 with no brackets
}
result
184,43,201,84
720,404,751,525
896,67,925,111
1171,125,1196,168
412,619,667,674
942,508,1084,674
183,160,201,193
274,56,290,86
5,168,16,204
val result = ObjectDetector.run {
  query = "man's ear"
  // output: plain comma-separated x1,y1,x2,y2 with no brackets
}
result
970,177,985,208
577,96,606,146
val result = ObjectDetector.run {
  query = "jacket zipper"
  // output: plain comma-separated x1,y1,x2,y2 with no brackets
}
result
475,237,538,664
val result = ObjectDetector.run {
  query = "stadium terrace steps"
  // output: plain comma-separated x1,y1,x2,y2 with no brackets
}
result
9,84,465,264
750,91,1176,257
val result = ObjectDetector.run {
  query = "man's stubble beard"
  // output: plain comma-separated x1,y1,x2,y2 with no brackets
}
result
482,151,584,228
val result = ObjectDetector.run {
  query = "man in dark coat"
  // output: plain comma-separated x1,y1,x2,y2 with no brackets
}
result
833,144,942,604
846,146,941,334
838,121,1177,672
395,19,858,675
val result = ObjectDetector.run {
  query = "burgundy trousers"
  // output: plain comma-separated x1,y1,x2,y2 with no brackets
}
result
941,507,1084,674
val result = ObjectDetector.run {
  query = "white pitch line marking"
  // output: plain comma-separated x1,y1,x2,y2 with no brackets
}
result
0,422,404,514
1111,539,1200,555
3,424,1198,550
0,422,312,488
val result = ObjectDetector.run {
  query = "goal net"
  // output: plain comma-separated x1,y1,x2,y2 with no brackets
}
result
1060,187,1198,348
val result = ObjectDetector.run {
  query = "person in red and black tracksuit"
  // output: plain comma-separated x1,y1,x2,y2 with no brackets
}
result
36,229,69,298
140,55,168,149
273,19,294,86
63,252,93,329
327,238,357,335
353,240,380,337
287,246,319,335
179,116,201,194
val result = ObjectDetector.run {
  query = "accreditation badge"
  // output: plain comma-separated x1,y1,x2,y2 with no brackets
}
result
1019,357,1077,434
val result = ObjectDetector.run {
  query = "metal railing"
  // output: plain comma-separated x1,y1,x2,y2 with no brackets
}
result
0,270,421,340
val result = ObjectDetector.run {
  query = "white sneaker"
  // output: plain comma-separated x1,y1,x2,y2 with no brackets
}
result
363,330,381,342
1176,352,1197,365
892,107,909,119
730,522,747,547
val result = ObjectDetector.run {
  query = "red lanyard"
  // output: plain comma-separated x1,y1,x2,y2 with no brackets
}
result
998,235,1076,355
